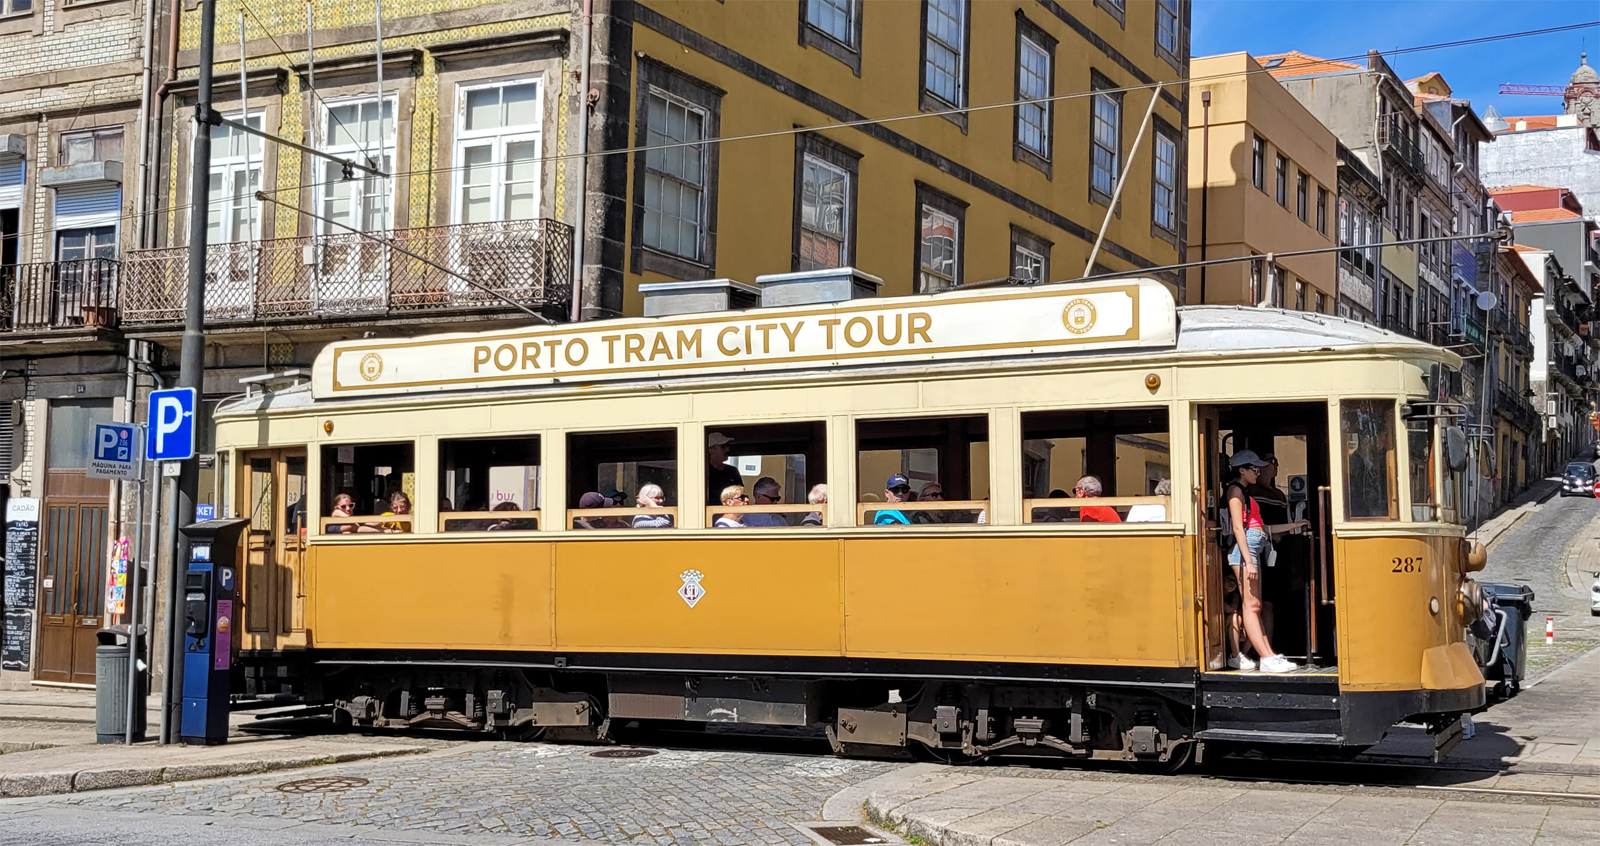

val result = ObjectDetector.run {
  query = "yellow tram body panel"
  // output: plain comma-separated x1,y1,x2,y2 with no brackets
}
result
305,533,1196,667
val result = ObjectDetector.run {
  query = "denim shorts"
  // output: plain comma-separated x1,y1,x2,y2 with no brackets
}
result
1228,527,1269,573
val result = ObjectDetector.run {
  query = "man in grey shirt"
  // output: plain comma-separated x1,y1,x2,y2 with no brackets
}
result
742,477,790,527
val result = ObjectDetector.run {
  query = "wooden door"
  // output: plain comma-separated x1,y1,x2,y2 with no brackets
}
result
36,497,109,684
240,450,308,651
1195,407,1226,672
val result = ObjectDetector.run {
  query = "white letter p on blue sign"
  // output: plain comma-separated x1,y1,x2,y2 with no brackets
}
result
146,387,197,461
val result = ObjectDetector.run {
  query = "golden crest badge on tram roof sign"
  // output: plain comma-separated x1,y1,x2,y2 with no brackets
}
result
1062,298,1098,335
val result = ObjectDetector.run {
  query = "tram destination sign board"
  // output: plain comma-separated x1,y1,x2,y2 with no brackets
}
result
314,279,1177,399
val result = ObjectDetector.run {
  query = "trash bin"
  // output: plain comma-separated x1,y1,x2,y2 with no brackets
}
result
95,626,147,743
1477,582,1535,699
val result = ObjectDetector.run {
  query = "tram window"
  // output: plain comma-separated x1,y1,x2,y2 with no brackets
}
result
320,442,416,533
856,415,988,525
1341,399,1397,520
439,437,541,531
703,421,826,527
1407,417,1437,521
567,429,677,529
1020,408,1170,522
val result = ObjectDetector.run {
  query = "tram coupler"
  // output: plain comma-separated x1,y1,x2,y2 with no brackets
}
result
1429,714,1466,763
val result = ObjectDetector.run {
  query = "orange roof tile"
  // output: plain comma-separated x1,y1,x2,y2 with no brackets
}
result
1500,115,1561,130
1510,208,1582,223
1490,184,1560,195
1255,51,1362,79
1509,243,1545,253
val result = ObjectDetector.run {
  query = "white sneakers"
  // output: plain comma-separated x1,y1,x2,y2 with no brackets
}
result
1259,654,1299,674
1228,653,1299,673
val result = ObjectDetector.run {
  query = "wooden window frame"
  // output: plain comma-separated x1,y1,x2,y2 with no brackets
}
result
798,0,864,76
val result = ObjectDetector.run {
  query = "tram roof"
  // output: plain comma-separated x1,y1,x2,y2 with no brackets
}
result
221,283,1457,416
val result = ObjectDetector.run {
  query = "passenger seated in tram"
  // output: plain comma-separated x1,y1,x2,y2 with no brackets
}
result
573,492,608,529
714,486,748,527
380,492,412,533
802,484,827,526
327,493,355,534
485,501,537,531
874,474,913,525
1127,479,1171,522
912,483,944,524
743,477,789,527
1034,488,1072,522
1074,476,1122,523
632,484,673,528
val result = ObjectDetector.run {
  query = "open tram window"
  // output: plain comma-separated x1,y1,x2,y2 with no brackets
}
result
439,437,541,531
1020,408,1170,523
1341,399,1398,520
320,442,416,533
1407,414,1438,521
567,429,677,529
704,421,826,528
855,415,988,525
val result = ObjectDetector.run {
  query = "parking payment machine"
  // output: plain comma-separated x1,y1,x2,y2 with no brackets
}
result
179,519,249,745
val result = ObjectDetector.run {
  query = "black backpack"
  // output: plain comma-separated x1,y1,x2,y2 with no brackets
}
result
1216,483,1254,551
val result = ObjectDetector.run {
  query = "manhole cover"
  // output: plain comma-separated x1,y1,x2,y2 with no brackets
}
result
589,748,659,759
809,825,888,845
275,776,370,793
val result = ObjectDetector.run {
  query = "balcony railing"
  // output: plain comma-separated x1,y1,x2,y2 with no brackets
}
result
1496,385,1540,428
1381,116,1425,177
1,259,120,332
1508,321,1534,354
1382,314,1419,340
1453,311,1487,349
122,219,574,326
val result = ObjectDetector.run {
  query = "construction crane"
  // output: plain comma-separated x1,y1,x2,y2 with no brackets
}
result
1499,83,1567,96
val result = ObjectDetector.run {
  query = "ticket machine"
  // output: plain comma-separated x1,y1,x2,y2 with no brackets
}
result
179,519,249,746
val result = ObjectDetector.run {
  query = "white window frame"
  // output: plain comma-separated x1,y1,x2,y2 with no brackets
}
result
918,204,959,293
1152,131,1178,232
798,153,850,272
316,95,397,237
1,0,33,17
451,76,545,226
1156,0,1180,58
923,0,966,107
1016,34,1051,159
641,88,709,262
207,111,264,245
1090,83,1121,201
806,0,855,47
1014,244,1046,283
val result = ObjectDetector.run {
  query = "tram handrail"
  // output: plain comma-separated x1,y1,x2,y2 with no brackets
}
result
1317,486,1333,607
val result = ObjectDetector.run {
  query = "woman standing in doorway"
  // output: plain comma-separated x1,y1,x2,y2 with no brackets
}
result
1226,451,1307,674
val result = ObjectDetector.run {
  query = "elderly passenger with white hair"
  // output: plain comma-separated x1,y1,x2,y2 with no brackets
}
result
801,483,828,526
631,484,673,528
1126,479,1171,523
1073,475,1122,523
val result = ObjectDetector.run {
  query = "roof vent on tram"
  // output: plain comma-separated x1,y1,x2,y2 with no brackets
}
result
754,266,884,308
639,279,761,317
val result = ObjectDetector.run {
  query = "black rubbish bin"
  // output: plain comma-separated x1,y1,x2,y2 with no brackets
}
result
94,626,147,743
1477,582,1535,699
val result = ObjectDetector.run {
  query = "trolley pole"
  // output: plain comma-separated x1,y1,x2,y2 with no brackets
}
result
162,0,215,744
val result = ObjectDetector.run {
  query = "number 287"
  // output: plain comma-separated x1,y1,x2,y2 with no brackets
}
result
1391,556,1423,573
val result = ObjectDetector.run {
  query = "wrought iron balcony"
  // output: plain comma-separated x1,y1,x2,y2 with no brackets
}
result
1495,384,1539,429
0,259,120,332
121,219,574,327
1380,116,1425,178
1381,314,1419,340
1453,310,1487,350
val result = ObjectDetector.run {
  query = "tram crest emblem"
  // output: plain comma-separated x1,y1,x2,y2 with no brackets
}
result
1062,298,1098,335
359,353,384,382
678,570,706,608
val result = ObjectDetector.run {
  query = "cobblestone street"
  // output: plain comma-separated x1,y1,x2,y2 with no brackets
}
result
1481,484,1600,679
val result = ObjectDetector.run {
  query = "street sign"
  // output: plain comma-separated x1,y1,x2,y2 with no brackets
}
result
146,388,197,462
196,504,215,520
87,423,142,481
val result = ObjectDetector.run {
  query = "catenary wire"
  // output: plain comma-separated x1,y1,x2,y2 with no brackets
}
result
241,18,1600,198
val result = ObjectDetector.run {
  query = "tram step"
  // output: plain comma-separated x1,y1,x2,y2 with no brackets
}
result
1194,728,1345,745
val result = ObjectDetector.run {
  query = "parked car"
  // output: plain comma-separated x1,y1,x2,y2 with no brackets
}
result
1561,462,1597,496
1591,572,1600,616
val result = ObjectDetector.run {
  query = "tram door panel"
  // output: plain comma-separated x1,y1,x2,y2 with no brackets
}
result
241,449,308,651
1196,407,1227,671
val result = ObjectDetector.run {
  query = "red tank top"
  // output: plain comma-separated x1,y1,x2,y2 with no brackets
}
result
1231,486,1264,530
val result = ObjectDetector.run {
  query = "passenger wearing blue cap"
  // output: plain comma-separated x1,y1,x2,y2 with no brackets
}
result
874,474,914,525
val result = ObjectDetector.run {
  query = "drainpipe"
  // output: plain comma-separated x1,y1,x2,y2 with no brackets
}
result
133,0,161,249
1198,89,1210,304
569,0,594,323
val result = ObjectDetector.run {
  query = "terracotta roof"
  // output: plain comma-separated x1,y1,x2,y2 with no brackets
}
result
1489,184,1560,195
1255,51,1362,79
1412,92,1450,104
1500,115,1561,130
1509,243,1546,253
1509,208,1582,223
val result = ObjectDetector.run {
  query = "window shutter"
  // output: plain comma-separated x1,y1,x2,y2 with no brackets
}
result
54,184,121,229
0,156,22,209
0,402,13,482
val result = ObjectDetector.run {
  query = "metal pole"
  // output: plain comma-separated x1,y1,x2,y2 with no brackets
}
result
375,0,389,303
124,429,145,746
1084,84,1165,276
1199,90,1210,303
157,471,180,744
164,0,216,744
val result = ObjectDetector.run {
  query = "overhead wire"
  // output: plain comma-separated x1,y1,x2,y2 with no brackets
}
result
242,18,1600,198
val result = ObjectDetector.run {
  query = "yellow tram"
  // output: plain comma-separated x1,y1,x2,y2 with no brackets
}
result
213,278,1488,764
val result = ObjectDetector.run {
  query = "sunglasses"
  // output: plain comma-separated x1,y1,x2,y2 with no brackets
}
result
760,493,782,502
924,491,944,499
890,486,911,494
734,494,750,502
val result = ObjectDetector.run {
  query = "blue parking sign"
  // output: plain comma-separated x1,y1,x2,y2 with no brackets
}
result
146,387,197,462
87,423,140,480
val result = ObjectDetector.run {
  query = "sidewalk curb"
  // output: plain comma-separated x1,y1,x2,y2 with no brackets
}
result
1484,507,1537,553
0,746,427,798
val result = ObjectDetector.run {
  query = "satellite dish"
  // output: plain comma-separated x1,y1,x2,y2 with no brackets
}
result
1475,290,1499,311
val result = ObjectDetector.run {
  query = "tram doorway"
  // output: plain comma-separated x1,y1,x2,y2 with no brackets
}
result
239,449,309,652
1196,402,1335,673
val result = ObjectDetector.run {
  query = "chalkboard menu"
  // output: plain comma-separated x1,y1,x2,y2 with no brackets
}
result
3,498,40,672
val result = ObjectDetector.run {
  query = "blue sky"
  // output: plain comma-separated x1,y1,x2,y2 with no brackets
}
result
1192,0,1599,119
